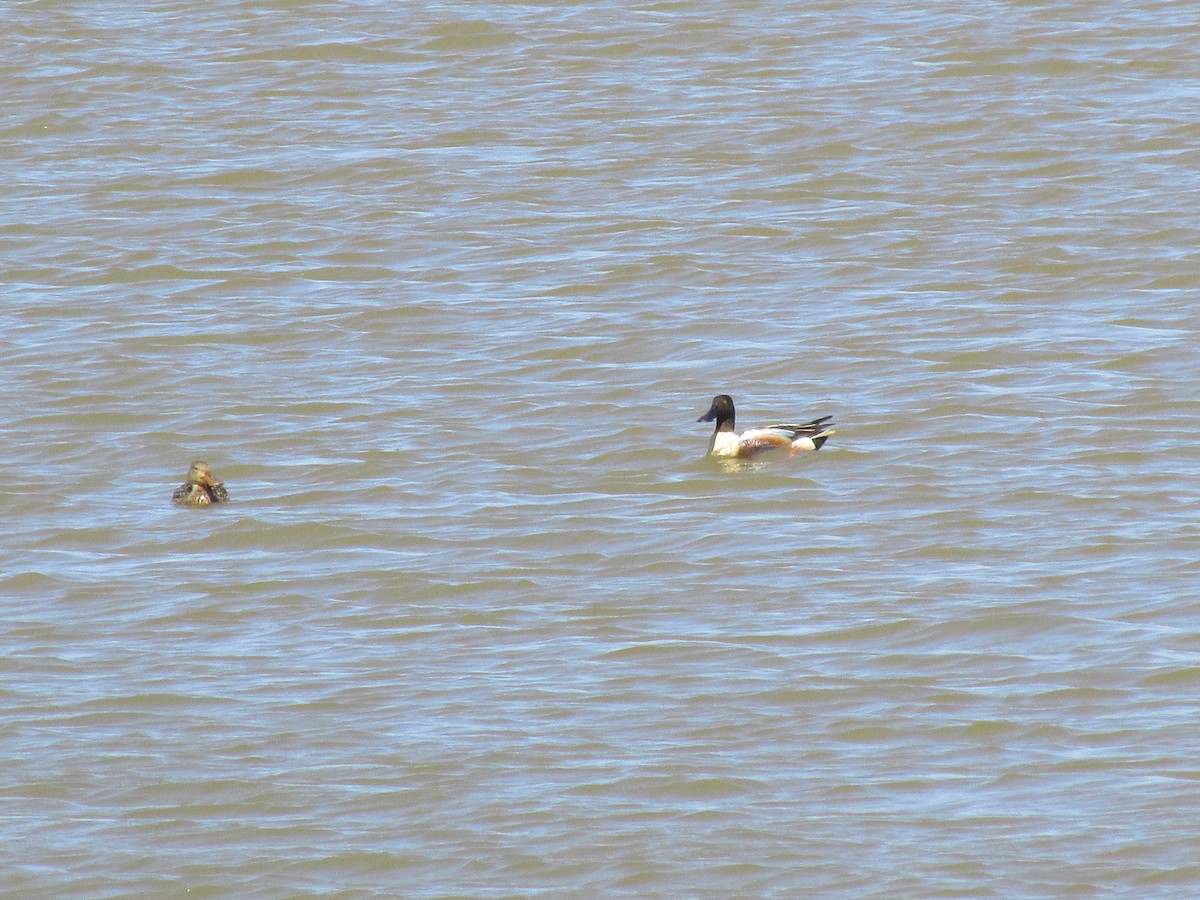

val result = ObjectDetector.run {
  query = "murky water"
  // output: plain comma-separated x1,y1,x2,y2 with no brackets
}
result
3,1,1199,895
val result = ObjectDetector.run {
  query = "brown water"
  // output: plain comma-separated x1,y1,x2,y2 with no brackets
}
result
4,1,1200,895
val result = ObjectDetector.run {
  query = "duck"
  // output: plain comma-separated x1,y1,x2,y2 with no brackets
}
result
697,394,835,458
172,460,229,507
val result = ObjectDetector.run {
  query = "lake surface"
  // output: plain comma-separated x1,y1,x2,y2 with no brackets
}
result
3,1,1199,895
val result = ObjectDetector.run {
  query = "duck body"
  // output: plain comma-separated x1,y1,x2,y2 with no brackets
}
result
172,460,229,507
698,394,834,458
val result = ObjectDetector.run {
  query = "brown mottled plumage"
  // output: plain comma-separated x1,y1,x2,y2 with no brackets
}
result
172,460,229,507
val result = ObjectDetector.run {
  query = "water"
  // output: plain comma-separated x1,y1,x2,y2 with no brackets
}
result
3,1,1200,895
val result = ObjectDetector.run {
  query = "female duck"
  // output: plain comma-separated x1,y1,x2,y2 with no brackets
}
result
697,394,834,458
172,460,229,507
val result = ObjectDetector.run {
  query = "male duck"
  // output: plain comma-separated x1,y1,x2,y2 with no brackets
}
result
697,394,834,458
172,460,229,507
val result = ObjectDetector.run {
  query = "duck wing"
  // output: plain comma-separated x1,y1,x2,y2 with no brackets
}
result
765,415,833,439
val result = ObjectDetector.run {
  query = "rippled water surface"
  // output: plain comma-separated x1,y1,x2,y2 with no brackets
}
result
4,1,1200,895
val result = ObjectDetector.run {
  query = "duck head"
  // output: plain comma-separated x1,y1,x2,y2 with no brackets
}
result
697,394,736,431
186,460,217,486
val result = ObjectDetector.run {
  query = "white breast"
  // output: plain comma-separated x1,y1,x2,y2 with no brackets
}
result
710,432,743,457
